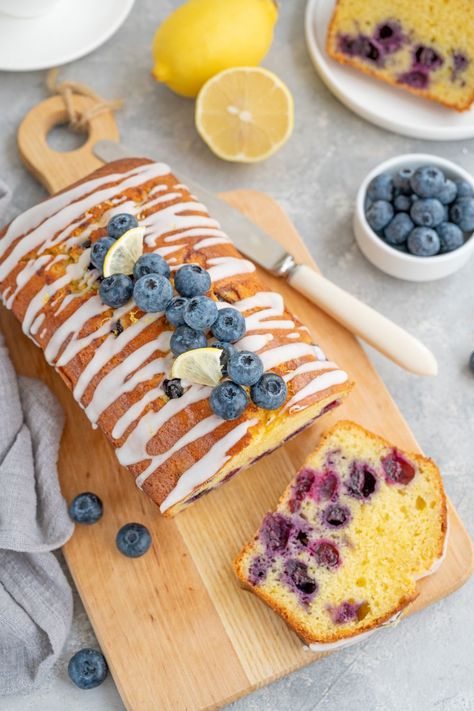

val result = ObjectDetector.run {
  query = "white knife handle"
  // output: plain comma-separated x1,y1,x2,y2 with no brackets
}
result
288,264,437,376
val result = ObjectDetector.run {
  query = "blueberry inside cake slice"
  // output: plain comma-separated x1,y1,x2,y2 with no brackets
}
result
326,0,474,111
234,421,447,648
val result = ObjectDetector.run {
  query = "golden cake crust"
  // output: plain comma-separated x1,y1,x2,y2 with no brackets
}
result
0,158,353,515
234,420,447,645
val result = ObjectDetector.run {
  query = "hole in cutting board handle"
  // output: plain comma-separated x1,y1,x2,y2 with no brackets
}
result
46,122,89,153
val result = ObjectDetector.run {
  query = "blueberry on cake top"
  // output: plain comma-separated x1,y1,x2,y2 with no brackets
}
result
234,421,447,648
327,0,474,111
0,157,353,516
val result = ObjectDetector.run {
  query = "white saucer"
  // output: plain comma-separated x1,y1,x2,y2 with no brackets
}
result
0,0,135,71
304,0,474,141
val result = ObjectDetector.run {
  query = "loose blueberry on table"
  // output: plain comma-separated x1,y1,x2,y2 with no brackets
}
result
68,648,108,690
364,165,474,256
116,522,152,558
69,492,103,524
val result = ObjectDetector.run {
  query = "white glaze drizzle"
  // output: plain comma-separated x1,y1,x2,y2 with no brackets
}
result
286,370,348,413
0,160,349,512
159,418,259,513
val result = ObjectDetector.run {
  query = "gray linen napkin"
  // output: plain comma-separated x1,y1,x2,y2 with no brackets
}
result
0,180,74,695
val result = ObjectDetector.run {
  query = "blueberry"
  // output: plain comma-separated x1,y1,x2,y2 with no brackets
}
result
381,450,415,485
394,194,411,212
211,307,246,343
111,320,124,337
210,380,248,420
373,21,404,53
407,227,440,256
454,179,473,198
469,352,474,374
311,540,340,569
384,213,414,245
436,179,457,205
450,197,474,231
100,274,133,308
250,372,287,410
393,168,414,194
367,173,394,202
133,274,173,312
90,237,115,271
260,513,293,552
437,222,464,253
107,213,138,239
227,350,264,386
183,295,218,331
365,200,394,232
398,70,429,89
414,45,444,70
174,264,211,297
210,341,237,374
170,325,207,355
68,649,108,690
68,492,103,525
346,461,377,499
133,253,170,280
162,378,183,399
165,296,188,327
410,165,445,198
116,522,151,558
322,503,351,528
410,198,445,227
284,559,318,596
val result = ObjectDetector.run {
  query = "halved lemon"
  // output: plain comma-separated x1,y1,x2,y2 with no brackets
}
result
195,67,294,163
171,347,224,387
102,226,145,277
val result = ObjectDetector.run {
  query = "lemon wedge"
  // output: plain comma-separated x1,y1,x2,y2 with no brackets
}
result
171,347,224,387
195,67,294,163
102,226,145,277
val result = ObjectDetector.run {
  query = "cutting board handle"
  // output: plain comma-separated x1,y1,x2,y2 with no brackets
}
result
17,95,120,195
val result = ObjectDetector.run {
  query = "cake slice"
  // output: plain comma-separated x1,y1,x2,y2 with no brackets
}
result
0,158,352,516
234,421,447,648
326,0,474,111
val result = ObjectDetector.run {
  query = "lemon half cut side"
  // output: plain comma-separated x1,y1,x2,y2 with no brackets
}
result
195,67,294,163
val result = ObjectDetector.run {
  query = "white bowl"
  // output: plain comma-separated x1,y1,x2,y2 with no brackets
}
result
354,154,474,281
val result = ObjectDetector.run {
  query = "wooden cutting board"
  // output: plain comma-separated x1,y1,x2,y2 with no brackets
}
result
2,97,472,711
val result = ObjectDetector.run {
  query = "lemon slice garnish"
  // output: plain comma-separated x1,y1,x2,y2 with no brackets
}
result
102,226,145,277
171,347,224,387
195,67,294,163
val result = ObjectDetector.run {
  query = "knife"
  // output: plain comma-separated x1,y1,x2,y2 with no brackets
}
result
93,140,437,376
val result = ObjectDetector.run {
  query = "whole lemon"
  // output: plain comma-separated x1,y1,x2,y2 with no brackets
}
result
152,0,278,98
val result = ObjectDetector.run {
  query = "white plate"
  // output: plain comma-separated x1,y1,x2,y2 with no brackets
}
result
304,0,474,141
0,0,135,71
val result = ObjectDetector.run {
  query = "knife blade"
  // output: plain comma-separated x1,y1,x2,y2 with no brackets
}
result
92,139,438,376
93,140,292,276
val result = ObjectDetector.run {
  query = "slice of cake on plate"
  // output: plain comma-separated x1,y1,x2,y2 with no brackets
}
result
326,0,474,111
0,158,353,516
234,421,447,649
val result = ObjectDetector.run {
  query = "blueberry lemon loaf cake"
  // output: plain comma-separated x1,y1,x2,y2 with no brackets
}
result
327,0,474,111
234,421,447,648
0,158,352,516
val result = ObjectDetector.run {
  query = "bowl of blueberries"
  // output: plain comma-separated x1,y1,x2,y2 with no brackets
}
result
354,154,474,281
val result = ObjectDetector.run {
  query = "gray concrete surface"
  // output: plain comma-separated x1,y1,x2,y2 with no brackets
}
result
0,1,473,709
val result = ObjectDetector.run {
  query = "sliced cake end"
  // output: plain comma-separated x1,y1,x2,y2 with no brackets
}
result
234,420,447,647
326,0,474,111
